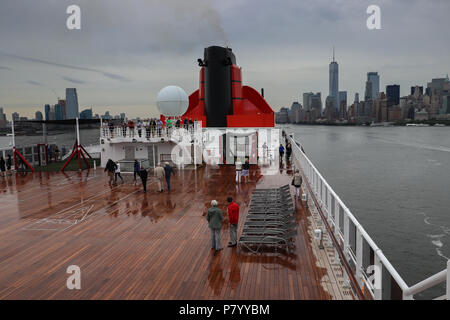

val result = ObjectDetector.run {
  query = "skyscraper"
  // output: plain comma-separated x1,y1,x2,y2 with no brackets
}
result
354,93,359,104
0,107,7,128
65,88,79,119
386,85,400,107
367,72,380,100
58,99,67,120
329,47,339,110
309,93,322,114
54,103,63,120
12,112,19,122
303,92,314,111
44,104,51,121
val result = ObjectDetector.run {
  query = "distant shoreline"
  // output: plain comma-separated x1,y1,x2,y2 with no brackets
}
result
277,120,450,127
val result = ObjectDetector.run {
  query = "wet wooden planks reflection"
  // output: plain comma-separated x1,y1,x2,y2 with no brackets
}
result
0,163,331,299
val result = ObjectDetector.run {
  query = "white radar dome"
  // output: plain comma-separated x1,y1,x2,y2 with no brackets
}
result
157,86,189,117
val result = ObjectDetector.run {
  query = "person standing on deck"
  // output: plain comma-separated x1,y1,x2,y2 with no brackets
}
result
206,200,224,255
0,156,6,177
133,160,141,185
115,161,124,184
54,146,60,162
235,158,242,183
241,157,250,183
227,197,239,247
6,155,12,175
292,169,303,199
163,162,175,191
154,162,165,192
286,143,292,161
279,144,285,160
139,165,148,193
104,159,117,186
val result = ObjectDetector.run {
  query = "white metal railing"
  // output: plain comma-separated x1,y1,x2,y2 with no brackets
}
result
288,134,450,300
100,123,199,142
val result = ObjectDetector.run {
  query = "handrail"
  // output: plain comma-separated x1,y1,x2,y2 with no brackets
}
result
404,268,447,297
288,133,449,300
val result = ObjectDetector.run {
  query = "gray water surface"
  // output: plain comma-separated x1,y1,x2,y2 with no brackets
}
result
283,124,450,298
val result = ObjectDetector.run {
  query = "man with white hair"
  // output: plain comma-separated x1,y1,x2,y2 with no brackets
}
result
154,162,165,192
206,200,224,255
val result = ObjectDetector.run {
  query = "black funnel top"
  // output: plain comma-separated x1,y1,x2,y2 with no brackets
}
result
203,46,236,127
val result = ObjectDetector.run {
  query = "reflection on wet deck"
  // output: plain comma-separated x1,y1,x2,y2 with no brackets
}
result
0,162,331,299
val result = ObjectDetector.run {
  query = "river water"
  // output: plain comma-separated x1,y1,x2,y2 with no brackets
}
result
281,124,450,299
0,129,100,151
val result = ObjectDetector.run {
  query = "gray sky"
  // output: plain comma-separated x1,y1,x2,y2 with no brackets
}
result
0,0,449,119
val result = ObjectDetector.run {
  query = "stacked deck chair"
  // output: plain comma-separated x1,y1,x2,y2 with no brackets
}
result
239,184,297,254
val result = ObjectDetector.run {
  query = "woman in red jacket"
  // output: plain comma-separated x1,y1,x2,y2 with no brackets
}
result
227,197,240,247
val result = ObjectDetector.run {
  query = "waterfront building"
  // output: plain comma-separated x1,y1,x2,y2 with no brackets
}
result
12,112,19,122
309,93,322,115
288,102,302,123
386,85,400,107
65,88,79,119
54,103,64,120
411,86,423,96
338,91,347,120
303,92,313,111
0,107,7,128
427,77,450,119
44,104,51,121
275,107,289,124
441,96,450,114
367,72,380,100
329,48,339,111
35,111,43,121
58,99,67,120
80,108,93,119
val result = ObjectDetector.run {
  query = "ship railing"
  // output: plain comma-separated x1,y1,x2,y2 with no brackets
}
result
100,124,199,142
289,135,450,300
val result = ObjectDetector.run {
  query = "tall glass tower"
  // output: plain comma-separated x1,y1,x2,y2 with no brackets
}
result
367,72,380,101
65,88,79,119
329,47,339,110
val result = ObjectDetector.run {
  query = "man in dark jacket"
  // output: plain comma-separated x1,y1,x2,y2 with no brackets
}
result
206,200,224,254
163,162,175,191
104,159,117,185
6,155,12,175
133,160,141,185
0,156,6,177
139,165,148,193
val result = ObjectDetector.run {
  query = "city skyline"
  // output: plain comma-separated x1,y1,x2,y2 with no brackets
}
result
1,0,450,118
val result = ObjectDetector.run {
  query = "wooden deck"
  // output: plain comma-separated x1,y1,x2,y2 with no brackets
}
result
0,161,335,299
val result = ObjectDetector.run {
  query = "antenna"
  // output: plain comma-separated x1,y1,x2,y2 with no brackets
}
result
332,46,335,62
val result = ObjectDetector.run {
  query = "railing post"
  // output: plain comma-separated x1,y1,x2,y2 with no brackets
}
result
356,228,363,287
447,259,450,299
344,213,350,261
374,252,382,300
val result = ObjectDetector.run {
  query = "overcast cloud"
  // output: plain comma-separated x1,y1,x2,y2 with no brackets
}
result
0,0,449,118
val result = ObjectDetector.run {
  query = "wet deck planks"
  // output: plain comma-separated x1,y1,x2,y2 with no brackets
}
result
0,163,332,299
